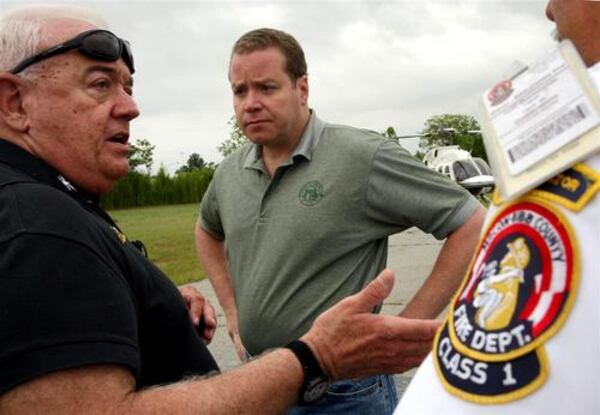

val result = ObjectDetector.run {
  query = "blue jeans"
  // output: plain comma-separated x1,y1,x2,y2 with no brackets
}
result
286,374,398,415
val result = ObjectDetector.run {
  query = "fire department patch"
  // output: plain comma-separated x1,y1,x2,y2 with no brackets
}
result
448,198,579,362
433,321,548,404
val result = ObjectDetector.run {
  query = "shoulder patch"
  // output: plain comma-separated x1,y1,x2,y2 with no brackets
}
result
434,197,581,404
530,164,600,212
433,321,548,404
448,198,579,361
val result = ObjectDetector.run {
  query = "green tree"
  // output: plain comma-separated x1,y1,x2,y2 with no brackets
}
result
419,114,487,161
218,116,249,157
380,126,396,138
176,153,206,174
129,138,155,174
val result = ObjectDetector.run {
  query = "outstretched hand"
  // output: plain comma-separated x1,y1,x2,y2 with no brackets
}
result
301,269,440,380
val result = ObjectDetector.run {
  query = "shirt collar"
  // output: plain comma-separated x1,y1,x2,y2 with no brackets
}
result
0,138,98,203
243,111,326,170
291,111,326,161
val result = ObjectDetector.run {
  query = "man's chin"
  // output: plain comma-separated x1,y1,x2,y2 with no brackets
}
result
243,126,274,142
116,164,131,179
245,134,274,145
105,162,131,185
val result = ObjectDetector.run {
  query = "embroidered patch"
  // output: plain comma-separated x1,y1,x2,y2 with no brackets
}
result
530,164,600,212
448,199,579,362
298,180,324,206
433,321,548,404
492,164,600,210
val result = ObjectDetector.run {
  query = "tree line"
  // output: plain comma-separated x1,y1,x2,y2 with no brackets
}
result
101,144,215,210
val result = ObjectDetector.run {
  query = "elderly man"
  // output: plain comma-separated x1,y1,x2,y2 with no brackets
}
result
395,0,600,414
0,5,440,414
196,27,485,413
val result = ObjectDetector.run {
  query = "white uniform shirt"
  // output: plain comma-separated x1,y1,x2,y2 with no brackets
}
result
395,64,600,415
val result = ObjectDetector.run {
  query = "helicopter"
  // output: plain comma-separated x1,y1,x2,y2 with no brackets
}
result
395,129,495,197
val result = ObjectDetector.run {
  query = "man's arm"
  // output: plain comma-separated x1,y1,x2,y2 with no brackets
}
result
400,205,486,319
0,270,439,414
195,223,246,360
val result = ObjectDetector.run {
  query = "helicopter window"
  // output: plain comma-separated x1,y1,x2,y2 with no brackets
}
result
473,158,492,175
453,160,479,182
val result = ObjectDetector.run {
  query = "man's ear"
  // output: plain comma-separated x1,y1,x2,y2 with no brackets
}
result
297,74,309,105
0,74,29,132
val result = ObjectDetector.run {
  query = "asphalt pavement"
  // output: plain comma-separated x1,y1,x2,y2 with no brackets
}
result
189,227,444,396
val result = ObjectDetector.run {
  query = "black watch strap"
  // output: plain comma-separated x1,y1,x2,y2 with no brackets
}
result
285,339,330,405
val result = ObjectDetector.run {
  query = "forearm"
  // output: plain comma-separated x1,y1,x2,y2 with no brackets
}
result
401,205,485,319
129,349,302,414
0,351,303,415
195,224,237,320
1,269,440,414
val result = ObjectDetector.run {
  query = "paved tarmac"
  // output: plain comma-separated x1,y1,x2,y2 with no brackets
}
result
190,227,444,396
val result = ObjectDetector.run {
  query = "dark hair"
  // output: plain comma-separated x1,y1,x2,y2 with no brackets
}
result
230,28,307,81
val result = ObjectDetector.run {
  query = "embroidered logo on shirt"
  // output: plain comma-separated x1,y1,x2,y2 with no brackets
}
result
299,180,324,206
433,198,580,404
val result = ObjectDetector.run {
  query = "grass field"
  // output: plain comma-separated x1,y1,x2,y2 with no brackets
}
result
110,203,206,286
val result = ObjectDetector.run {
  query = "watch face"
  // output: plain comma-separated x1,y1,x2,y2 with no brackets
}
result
303,378,329,403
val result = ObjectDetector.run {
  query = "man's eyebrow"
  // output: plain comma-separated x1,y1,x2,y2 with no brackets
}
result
85,65,134,86
232,78,276,87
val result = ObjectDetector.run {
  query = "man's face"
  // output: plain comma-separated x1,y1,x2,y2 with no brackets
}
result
546,0,600,66
23,20,139,194
229,47,308,148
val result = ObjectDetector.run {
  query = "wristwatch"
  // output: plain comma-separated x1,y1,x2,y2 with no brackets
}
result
284,339,330,405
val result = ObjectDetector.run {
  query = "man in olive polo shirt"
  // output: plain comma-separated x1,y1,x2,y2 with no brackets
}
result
196,28,485,414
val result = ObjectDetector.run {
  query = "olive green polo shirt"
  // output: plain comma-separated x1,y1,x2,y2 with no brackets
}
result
200,113,479,355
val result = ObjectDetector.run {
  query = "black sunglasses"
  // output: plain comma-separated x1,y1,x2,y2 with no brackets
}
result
10,29,135,75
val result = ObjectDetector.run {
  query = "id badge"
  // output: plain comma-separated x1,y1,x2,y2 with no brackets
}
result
479,40,600,200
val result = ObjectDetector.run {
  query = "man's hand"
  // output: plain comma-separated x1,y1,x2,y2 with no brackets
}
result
301,269,440,380
226,318,249,362
178,285,217,344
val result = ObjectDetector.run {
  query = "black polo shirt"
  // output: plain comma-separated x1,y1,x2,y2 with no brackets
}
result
0,139,218,395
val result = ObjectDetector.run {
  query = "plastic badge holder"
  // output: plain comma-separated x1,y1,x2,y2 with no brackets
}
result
479,39,600,200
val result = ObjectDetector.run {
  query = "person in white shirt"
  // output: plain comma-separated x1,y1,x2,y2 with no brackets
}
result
395,1,600,414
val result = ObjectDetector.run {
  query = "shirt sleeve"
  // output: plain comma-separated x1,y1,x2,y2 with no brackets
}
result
199,177,225,240
0,233,140,395
365,140,480,239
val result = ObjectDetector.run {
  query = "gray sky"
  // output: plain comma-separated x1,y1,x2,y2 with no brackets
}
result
2,0,556,172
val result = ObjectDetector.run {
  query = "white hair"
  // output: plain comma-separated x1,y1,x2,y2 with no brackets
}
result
0,4,108,74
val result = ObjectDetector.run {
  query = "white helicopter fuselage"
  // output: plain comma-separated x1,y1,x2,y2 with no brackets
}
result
423,145,495,195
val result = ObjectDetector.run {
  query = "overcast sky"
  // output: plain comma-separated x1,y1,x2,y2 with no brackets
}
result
2,0,556,172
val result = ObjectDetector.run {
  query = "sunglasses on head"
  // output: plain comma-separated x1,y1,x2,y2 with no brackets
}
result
10,29,135,75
